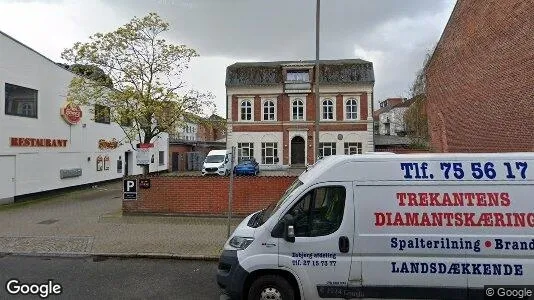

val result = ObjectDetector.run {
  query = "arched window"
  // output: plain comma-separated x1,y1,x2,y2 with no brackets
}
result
240,100,252,121
346,98,358,120
322,99,334,120
292,99,304,120
263,100,275,121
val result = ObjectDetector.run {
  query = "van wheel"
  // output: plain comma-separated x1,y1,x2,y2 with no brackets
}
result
248,275,294,300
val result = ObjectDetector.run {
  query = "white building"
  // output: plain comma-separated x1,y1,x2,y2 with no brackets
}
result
225,60,375,169
173,115,199,141
0,31,168,204
377,98,415,136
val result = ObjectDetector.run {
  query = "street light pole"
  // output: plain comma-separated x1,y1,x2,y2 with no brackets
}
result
314,0,321,163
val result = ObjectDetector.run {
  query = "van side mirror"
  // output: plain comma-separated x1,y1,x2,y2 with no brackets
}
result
283,214,295,243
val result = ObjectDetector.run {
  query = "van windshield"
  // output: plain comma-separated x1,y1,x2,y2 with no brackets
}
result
258,179,303,225
205,155,225,163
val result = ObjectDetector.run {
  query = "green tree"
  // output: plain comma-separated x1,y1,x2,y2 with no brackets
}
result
403,45,435,147
61,12,215,174
69,64,114,88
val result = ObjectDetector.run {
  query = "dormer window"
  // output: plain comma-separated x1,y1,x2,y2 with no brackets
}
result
286,70,310,82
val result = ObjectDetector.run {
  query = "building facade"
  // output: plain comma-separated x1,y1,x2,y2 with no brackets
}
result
168,114,226,172
0,31,168,203
375,98,414,136
226,59,375,169
426,0,534,152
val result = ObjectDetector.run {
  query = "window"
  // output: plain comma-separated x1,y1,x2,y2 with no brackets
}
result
94,104,111,124
292,99,304,120
263,100,275,121
285,186,346,237
345,98,358,120
238,143,254,162
240,100,252,121
159,151,165,166
286,71,310,82
261,142,278,164
5,83,38,118
319,142,336,158
322,99,334,120
344,142,362,155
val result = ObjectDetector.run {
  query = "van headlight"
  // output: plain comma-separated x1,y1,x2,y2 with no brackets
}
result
229,237,254,250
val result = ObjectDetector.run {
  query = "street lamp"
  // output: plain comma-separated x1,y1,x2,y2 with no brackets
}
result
314,0,321,163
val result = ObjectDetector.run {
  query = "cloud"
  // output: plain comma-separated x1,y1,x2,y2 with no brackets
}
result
0,0,457,115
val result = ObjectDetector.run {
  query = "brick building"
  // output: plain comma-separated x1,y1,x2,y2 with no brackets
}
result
225,59,375,169
168,114,226,172
426,0,534,152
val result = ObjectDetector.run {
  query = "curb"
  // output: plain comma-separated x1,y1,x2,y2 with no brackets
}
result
0,252,220,261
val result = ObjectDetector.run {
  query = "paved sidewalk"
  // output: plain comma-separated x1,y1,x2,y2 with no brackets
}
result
0,182,243,260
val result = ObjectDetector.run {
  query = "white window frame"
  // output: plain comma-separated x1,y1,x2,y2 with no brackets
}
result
344,142,362,155
320,97,336,121
261,98,277,121
239,98,253,121
261,142,278,165
319,142,337,158
238,142,254,162
290,96,306,121
344,96,360,120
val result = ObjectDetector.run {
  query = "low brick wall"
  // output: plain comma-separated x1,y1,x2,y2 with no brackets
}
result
123,176,298,216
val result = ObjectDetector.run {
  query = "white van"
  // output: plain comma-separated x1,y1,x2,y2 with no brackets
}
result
217,153,534,300
202,149,232,176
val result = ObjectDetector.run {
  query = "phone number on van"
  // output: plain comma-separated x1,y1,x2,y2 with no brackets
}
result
400,161,528,181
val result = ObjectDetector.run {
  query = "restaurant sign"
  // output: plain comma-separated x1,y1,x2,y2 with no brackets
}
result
10,137,67,147
60,102,83,125
98,138,119,150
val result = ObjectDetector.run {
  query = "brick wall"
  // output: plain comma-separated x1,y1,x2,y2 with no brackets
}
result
168,145,193,171
426,0,534,152
254,96,261,121
336,94,343,120
123,176,298,216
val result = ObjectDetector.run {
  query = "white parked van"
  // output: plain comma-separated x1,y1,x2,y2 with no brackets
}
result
217,153,534,300
202,149,232,176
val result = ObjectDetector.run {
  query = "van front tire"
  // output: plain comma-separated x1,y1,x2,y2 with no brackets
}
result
248,275,294,300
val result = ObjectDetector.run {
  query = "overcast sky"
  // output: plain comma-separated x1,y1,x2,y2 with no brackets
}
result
0,0,456,117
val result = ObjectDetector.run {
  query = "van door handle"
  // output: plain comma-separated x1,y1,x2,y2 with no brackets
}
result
339,236,349,253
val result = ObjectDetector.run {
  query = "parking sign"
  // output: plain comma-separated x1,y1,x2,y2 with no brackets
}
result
123,179,137,200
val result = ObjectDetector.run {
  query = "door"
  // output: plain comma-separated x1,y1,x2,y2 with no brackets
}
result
278,182,354,299
0,156,16,204
172,153,180,172
291,136,305,165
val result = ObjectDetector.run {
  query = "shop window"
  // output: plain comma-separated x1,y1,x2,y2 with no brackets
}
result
344,142,362,155
319,142,336,158
261,142,278,164
238,143,254,162
5,83,38,118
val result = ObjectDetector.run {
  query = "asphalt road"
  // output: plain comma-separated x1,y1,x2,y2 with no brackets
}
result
0,255,221,300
